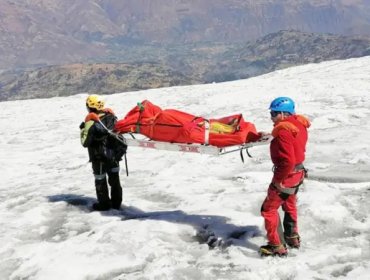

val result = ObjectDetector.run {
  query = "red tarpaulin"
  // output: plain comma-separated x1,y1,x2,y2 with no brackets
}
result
114,100,259,148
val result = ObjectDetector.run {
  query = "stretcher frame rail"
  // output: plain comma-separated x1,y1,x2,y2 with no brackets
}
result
120,134,272,156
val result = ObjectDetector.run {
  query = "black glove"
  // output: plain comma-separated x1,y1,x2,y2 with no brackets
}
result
79,122,85,129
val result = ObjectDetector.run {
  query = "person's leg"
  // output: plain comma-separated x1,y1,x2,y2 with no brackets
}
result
92,161,111,210
282,193,298,235
107,161,122,210
260,185,288,256
282,193,300,248
261,185,285,245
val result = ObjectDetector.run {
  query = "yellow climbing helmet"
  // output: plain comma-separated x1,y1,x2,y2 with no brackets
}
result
86,94,105,110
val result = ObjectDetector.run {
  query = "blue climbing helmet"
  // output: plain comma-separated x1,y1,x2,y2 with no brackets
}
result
269,97,295,114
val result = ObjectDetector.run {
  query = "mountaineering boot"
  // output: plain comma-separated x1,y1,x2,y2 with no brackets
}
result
285,233,300,249
92,202,111,211
259,244,288,257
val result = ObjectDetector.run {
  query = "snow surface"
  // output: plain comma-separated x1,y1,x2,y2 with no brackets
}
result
1,57,370,280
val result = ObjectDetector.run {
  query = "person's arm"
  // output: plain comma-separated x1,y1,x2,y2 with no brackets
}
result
80,120,95,147
272,130,295,186
80,112,101,147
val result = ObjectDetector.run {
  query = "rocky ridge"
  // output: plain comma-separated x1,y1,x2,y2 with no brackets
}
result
1,30,370,101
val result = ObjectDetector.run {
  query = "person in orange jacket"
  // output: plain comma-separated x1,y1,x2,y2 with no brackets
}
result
80,94,127,211
259,97,310,257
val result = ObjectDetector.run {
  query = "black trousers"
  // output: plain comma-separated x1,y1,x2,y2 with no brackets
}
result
92,160,122,209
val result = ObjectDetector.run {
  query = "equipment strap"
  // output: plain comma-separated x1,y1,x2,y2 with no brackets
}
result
271,181,302,195
135,102,145,133
204,120,210,145
97,119,129,176
295,163,308,178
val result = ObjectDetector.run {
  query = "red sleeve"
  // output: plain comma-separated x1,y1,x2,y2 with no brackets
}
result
272,129,296,184
85,112,99,122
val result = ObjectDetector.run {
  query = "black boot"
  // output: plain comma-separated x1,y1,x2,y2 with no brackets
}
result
284,233,300,248
92,202,111,211
108,172,122,210
259,244,288,257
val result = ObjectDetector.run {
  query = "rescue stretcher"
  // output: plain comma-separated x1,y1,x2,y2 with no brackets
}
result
110,100,272,157
119,133,272,156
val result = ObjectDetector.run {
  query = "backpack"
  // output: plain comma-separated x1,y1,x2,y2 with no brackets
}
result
99,111,128,162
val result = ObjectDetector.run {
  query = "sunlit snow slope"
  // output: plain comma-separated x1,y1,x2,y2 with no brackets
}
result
1,57,370,280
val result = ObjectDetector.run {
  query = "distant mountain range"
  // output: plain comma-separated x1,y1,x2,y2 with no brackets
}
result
0,62,195,100
1,0,370,70
1,30,370,101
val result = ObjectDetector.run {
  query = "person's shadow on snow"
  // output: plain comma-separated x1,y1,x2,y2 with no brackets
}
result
47,193,262,251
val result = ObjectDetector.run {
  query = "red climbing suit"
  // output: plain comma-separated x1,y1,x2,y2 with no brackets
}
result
261,115,310,245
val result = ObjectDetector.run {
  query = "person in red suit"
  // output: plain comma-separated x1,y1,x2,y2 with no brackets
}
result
259,97,310,257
